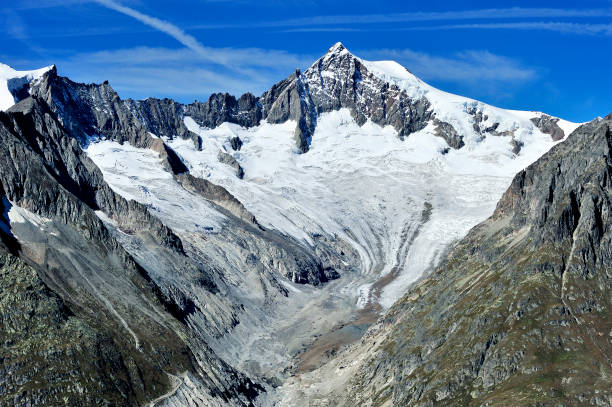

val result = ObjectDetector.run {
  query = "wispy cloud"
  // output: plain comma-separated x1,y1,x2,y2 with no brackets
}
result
406,22,612,36
3,9,28,40
4,1,542,105
5,0,90,10
361,49,537,83
90,0,318,71
358,48,538,102
77,46,311,71
282,27,364,33
190,7,612,30
12,1,311,100
44,46,313,102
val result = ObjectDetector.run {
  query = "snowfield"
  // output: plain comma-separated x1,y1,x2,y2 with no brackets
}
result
173,103,568,308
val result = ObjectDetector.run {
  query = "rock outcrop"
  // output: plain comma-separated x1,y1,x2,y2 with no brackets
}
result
531,114,566,141
120,44,434,153
218,151,245,179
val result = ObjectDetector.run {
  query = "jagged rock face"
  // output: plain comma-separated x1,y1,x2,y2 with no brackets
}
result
229,136,243,151
185,92,261,129
29,68,189,175
434,118,464,149
345,117,612,406
147,44,432,153
29,67,149,147
4,97,183,252
24,69,335,287
124,97,200,147
217,151,245,179
72,43,556,158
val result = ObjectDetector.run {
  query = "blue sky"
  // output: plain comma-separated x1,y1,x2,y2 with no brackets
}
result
2,0,611,122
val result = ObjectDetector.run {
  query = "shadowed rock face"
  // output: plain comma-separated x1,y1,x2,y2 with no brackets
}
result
4,97,184,253
185,92,262,129
24,66,335,287
25,45,563,161
345,116,612,406
28,67,189,175
29,66,149,147
434,118,465,149
124,97,201,148
218,151,245,179
51,43,553,159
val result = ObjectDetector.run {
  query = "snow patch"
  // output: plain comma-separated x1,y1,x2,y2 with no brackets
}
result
7,203,51,229
85,139,226,233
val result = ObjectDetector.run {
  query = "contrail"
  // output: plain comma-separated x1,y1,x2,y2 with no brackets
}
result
93,0,207,55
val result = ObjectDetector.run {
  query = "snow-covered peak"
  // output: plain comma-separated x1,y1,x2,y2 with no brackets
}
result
326,42,348,55
303,44,579,152
0,63,54,111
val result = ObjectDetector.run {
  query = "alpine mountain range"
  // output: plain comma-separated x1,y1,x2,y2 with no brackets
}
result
0,43,610,406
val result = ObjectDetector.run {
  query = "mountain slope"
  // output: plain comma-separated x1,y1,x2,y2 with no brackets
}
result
170,44,578,311
0,97,267,406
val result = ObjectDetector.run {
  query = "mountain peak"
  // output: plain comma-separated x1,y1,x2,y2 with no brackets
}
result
0,63,55,111
329,41,346,51
323,42,351,59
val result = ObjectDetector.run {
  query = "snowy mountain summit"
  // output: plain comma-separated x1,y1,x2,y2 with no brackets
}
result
0,63,53,111
242,42,577,153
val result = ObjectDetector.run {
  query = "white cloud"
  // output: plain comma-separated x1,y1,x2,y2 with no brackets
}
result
50,46,312,101
359,48,537,83
3,9,28,40
409,22,612,36
190,7,612,29
78,46,311,70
